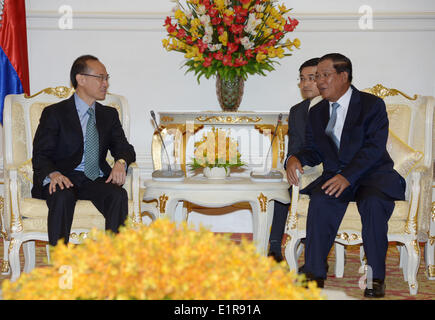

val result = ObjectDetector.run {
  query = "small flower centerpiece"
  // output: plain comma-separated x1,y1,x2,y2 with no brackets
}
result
189,128,244,178
162,0,300,111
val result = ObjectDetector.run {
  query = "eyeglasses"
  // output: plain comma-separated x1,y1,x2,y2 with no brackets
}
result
298,75,316,83
80,73,110,81
314,71,337,81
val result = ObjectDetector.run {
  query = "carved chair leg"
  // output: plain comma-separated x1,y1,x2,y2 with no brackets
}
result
8,238,23,282
398,244,405,268
405,240,420,295
46,244,51,264
424,241,435,280
399,244,409,281
359,245,367,274
296,241,304,260
284,237,301,272
1,239,10,275
23,241,36,273
334,243,345,278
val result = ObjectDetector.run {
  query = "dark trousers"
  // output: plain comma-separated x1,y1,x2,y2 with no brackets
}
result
42,170,128,246
304,185,394,280
269,200,290,254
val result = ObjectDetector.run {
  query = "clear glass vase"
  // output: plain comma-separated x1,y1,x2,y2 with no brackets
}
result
215,74,244,112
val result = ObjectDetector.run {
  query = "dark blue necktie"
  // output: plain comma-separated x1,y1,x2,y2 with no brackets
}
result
325,102,340,149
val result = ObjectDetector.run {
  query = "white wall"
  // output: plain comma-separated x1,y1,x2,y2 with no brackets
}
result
21,0,435,231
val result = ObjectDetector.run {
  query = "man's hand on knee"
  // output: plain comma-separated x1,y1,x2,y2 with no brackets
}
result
105,161,126,186
321,174,350,198
48,172,74,195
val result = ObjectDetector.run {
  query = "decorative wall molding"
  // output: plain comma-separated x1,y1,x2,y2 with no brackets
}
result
27,11,435,32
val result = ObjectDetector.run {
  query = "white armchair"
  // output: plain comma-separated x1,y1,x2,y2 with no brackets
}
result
1,87,141,281
283,85,434,295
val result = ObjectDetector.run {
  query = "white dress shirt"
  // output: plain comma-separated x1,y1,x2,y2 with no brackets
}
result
329,86,353,146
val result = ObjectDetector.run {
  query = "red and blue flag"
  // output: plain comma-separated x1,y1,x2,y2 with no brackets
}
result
0,0,30,124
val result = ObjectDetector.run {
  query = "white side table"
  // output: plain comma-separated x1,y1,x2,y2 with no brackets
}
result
142,177,290,256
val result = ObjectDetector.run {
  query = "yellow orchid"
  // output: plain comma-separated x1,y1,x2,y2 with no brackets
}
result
174,9,188,26
266,17,280,30
284,38,301,51
223,8,235,16
276,46,285,58
190,18,201,29
190,28,201,40
256,52,267,63
284,38,293,51
185,45,200,59
178,15,188,26
214,0,226,11
278,4,287,13
218,31,228,46
293,38,301,48
267,46,277,58
162,39,170,51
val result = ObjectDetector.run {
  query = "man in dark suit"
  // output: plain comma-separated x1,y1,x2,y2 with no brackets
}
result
268,58,321,262
32,55,136,246
286,53,405,298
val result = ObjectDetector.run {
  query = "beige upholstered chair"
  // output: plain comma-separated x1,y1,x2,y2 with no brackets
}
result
1,87,141,281
283,85,434,295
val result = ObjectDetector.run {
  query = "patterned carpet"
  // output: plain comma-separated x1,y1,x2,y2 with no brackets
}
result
0,236,434,300
226,234,435,300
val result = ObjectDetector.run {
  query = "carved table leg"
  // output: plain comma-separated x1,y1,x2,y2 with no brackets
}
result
250,193,274,256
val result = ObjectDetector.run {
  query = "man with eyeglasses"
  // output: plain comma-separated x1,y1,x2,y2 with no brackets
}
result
286,53,406,298
268,58,321,262
32,55,136,246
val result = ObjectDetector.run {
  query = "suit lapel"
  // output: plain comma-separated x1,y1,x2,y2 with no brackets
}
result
319,100,338,152
65,95,84,142
319,99,330,131
299,99,310,135
95,103,106,155
338,86,362,158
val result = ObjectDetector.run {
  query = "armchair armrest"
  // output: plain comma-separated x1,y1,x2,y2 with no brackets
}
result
125,162,141,224
2,159,33,236
286,170,301,234
7,169,24,234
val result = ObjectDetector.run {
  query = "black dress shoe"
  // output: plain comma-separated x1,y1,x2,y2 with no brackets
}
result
310,278,324,289
268,250,284,263
364,279,385,298
300,271,325,288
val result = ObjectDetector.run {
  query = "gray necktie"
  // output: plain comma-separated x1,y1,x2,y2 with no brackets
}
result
84,107,100,180
325,102,340,149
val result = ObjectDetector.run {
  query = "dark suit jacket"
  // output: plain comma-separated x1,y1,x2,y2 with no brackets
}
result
287,99,310,157
32,95,136,198
294,86,406,201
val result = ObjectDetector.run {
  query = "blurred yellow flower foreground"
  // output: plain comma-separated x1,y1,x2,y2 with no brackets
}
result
2,219,323,300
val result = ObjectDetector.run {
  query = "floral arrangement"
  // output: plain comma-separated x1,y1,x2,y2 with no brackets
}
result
1,219,323,300
162,0,300,82
188,127,244,172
